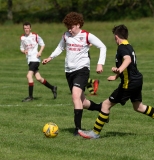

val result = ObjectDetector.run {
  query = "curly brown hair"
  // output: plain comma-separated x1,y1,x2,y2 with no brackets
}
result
62,12,84,29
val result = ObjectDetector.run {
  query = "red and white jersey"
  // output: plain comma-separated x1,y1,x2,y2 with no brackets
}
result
20,32,45,64
50,30,106,72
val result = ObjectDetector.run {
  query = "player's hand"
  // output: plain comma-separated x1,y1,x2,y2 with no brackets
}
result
111,67,120,74
42,57,52,65
37,52,41,57
107,75,117,81
96,64,103,74
24,50,28,54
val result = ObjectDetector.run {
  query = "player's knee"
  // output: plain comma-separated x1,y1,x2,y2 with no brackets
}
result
103,99,113,110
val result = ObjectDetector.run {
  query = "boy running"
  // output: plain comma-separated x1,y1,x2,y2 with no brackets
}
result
20,22,57,102
78,24,154,139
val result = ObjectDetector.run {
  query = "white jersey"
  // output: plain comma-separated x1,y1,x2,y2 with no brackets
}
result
20,32,45,64
50,30,106,72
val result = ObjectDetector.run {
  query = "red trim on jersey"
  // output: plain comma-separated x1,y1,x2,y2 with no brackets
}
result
81,30,90,45
32,32,38,43
20,34,25,40
63,33,66,42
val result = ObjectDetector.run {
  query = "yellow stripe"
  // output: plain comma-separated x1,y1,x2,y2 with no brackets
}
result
99,113,108,120
120,40,129,45
93,129,100,134
123,69,129,89
146,106,152,114
97,118,105,125
94,124,102,129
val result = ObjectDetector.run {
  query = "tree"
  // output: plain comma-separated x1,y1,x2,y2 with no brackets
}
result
7,0,13,20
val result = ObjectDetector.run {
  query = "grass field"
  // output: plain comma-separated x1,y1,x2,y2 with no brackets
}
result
0,18,154,160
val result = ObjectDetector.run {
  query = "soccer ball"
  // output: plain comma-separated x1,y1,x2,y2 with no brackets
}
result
43,122,59,138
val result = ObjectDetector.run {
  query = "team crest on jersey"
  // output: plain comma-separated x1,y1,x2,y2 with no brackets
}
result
79,37,83,41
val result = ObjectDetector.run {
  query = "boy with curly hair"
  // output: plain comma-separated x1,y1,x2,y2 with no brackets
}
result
42,12,107,135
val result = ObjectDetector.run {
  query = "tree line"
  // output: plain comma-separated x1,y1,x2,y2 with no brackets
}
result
0,0,154,24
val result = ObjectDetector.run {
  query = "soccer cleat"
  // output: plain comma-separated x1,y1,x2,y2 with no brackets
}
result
22,96,33,102
78,130,100,139
90,92,97,96
93,80,99,94
52,86,57,99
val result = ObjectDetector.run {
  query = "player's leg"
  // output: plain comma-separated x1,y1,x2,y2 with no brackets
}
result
86,78,95,95
132,102,154,118
78,99,115,138
87,78,99,95
131,86,154,118
82,94,102,111
68,67,89,136
22,70,34,102
22,62,36,102
35,72,57,99
78,87,125,139
72,86,84,135
93,79,99,94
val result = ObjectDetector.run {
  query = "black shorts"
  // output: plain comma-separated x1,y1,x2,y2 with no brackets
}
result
28,62,40,72
109,85,142,105
66,67,89,92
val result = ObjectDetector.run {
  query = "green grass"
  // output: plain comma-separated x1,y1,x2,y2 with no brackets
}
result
0,18,154,160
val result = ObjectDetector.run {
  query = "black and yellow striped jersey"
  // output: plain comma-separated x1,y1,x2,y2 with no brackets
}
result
116,40,143,89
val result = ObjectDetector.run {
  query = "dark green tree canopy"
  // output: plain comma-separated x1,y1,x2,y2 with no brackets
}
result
0,0,154,23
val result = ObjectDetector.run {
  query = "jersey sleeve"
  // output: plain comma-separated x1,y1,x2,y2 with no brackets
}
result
49,36,65,59
88,33,107,65
20,36,25,51
37,35,45,46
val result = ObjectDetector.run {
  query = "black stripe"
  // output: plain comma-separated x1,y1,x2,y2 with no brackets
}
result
149,107,154,117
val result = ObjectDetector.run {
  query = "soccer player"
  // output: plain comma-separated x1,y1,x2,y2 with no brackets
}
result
87,78,99,95
20,22,57,102
78,24,154,139
42,12,107,135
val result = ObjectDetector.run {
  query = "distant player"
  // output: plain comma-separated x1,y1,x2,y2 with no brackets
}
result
87,78,99,95
20,22,57,102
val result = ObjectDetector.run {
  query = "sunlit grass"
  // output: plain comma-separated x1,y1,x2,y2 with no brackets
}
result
0,18,154,160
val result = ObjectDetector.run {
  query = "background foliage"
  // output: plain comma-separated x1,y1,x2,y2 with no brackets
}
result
0,0,154,24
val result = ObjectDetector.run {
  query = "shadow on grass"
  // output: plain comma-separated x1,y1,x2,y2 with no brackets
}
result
103,131,136,138
60,127,136,138
33,97,42,100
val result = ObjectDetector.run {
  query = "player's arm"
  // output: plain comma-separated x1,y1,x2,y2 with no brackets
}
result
20,40,28,54
37,35,45,57
88,33,107,73
20,50,28,54
113,55,131,74
37,45,45,57
108,55,131,81
42,37,65,64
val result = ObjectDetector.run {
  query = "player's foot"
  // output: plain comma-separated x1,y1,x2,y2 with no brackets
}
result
74,128,79,136
52,86,57,99
90,92,97,96
93,80,99,94
78,130,100,139
22,96,33,102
